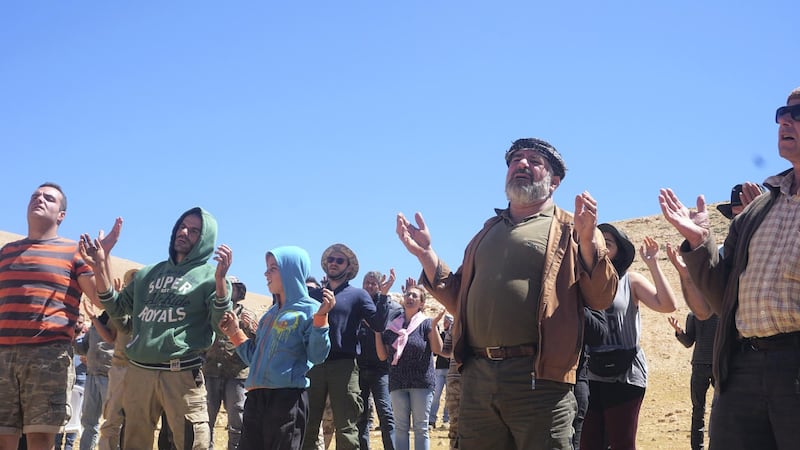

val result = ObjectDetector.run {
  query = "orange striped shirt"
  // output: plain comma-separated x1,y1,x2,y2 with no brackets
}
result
0,237,92,346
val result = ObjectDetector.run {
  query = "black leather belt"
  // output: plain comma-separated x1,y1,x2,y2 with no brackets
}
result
739,331,800,352
471,344,536,361
130,356,204,372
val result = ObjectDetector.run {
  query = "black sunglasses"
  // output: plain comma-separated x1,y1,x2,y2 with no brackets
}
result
775,104,800,123
326,256,346,265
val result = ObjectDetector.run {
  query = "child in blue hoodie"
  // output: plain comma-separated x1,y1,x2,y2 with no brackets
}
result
220,246,333,450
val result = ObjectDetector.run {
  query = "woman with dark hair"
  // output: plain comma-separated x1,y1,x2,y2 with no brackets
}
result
580,224,678,450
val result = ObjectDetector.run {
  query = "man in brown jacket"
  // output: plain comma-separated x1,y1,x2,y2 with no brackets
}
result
396,137,617,450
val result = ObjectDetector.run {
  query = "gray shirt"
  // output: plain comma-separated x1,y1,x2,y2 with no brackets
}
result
587,273,648,388
74,324,115,376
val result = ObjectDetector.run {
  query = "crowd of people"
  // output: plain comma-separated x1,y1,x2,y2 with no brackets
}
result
1,86,799,450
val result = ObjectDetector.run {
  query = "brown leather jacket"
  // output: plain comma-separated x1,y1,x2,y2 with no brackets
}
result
422,206,618,384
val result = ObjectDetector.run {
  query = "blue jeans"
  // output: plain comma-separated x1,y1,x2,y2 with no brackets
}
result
80,374,109,450
206,376,246,450
55,432,77,450
709,346,800,450
429,368,448,424
390,388,432,450
357,366,395,450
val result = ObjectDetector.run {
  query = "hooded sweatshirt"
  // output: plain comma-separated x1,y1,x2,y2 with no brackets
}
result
236,246,331,389
101,207,231,368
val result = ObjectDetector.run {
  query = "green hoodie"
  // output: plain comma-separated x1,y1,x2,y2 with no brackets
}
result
102,207,232,367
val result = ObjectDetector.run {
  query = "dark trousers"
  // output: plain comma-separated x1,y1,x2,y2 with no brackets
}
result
689,364,713,450
572,379,589,450
357,366,396,450
303,358,362,450
239,388,308,450
709,347,800,450
458,356,575,450
580,381,645,450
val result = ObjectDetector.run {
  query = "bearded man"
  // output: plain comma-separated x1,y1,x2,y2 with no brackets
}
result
396,138,618,450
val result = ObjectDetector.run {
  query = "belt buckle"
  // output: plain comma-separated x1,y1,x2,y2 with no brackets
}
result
169,358,181,372
485,346,503,361
742,338,760,351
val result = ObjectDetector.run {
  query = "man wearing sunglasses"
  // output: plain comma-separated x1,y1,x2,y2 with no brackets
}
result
302,244,391,450
396,138,618,450
660,87,800,449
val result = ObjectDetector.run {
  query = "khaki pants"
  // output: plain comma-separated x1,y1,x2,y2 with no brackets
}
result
122,364,210,450
98,365,127,450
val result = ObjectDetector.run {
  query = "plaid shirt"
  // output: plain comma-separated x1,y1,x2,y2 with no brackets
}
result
737,171,800,337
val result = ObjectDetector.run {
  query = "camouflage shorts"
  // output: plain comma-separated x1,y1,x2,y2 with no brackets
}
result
0,342,73,434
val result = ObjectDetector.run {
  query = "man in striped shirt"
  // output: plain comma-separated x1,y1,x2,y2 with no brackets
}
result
0,182,121,450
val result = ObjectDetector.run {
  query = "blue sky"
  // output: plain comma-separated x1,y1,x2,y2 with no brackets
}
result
1,2,796,294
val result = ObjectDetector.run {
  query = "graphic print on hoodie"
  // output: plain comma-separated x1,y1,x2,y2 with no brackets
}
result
101,207,232,366
236,246,331,389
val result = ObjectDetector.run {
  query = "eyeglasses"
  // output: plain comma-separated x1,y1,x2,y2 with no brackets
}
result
775,104,800,123
327,256,346,265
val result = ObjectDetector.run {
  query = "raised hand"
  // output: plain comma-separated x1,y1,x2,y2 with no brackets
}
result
397,212,432,257
574,191,598,244
432,308,446,329
402,277,417,294
214,244,233,280
667,316,683,334
318,288,336,315
100,217,123,254
82,297,98,318
665,243,689,276
218,311,240,338
658,188,710,248
380,268,396,295
639,236,660,263
740,181,763,208
79,231,107,269
239,310,259,334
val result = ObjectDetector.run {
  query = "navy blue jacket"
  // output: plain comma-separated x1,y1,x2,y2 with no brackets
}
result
311,282,390,360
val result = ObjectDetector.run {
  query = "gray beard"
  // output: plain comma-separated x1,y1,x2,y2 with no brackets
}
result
505,172,551,204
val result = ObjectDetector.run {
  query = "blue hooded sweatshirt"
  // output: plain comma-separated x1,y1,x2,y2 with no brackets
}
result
236,246,331,389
